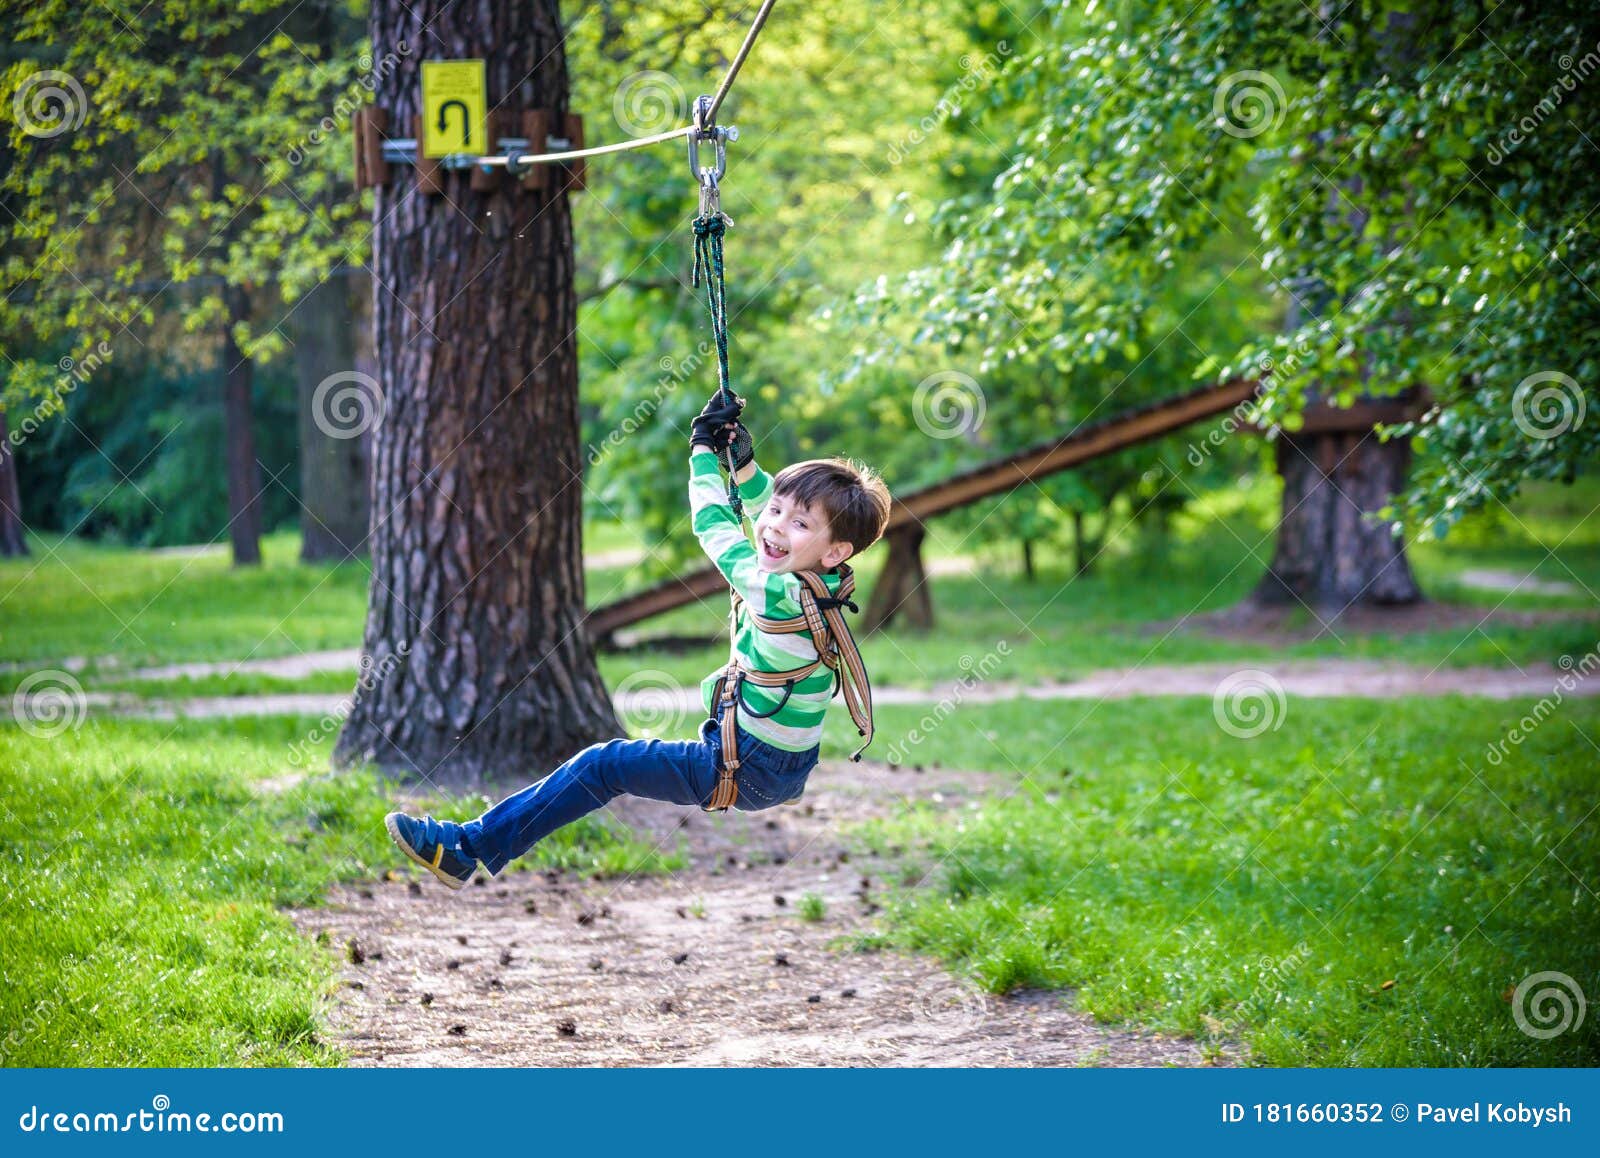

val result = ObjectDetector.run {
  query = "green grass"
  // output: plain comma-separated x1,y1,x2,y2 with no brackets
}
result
0,531,370,676
846,695,1600,1067
0,716,681,1066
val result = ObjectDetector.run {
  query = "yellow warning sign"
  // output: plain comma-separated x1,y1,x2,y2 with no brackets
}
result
421,60,488,158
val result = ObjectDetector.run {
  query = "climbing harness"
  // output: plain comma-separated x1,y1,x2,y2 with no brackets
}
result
669,2,873,810
704,566,876,811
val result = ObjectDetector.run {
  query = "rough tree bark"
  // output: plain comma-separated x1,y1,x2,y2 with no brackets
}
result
221,289,263,567
0,411,27,557
294,271,372,562
1251,423,1422,608
334,0,620,785
861,524,933,634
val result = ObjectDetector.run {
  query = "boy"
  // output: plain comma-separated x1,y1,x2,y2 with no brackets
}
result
384,389,892,889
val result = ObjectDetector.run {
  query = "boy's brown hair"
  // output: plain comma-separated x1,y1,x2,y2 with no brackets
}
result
771,456,892,564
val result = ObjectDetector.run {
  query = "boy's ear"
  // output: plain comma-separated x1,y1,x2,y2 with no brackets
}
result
821,539,854,568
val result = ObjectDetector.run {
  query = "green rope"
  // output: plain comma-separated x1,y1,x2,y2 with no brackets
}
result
692,213,743,519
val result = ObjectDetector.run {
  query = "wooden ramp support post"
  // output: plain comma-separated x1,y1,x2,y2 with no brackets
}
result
861,524,933,634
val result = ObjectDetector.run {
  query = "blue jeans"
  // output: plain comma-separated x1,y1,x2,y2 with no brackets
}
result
457,706,819,875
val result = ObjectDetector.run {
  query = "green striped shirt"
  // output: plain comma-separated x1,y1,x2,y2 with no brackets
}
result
689,453,845,752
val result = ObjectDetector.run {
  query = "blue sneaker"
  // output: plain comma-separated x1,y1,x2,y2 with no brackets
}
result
385,812,478,891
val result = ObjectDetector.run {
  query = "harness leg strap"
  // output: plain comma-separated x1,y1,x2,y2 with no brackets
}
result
707,679,741,811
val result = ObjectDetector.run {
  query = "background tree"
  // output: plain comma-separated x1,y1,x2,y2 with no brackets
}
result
291,269,373,562
0,411,24,556
0,0,369,565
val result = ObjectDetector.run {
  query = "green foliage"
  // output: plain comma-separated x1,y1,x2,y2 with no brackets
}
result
13,353,300,544
570,0,1037,568
853,695,1600,1065
846,0,1599,537
1,0,370,401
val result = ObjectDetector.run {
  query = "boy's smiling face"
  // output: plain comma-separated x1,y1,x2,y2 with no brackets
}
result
755,489,853,574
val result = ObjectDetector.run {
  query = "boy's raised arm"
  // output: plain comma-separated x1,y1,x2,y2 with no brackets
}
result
687,447,796,616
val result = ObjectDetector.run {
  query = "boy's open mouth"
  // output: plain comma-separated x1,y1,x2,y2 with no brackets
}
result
760,534,789,562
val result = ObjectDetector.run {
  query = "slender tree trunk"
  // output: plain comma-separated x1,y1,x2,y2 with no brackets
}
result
862,524,933,633
222,291,262,567
1021,537,1035,582
335,0,619,785
1072,510,1089,577
294,272,372,562
0,411,27,557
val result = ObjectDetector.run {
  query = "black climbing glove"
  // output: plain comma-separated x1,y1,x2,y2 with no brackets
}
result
689,390,744,453
716,421,755,471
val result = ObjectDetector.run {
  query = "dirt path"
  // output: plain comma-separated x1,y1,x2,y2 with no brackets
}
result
1457,568,1581,596
293,762,1226,1067
66,656,1600,722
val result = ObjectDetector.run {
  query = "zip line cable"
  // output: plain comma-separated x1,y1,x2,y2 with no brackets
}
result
702,0,779,128
474,1,778,171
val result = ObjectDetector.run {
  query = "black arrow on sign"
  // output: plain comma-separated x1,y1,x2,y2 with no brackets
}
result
437,99,471,146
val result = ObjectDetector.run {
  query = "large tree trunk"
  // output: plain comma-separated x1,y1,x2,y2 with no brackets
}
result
294,271,372,562
335,0,619,786
221,291,263,567
1251,429,1421,607
0,410,27,557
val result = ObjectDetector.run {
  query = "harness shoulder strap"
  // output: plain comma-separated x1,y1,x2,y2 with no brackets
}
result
791,567,875,761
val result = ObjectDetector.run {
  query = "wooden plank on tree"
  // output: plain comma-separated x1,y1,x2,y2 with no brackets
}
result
414,114,443,195
355,106,391,191
563,113,586,192
520,110,551,191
